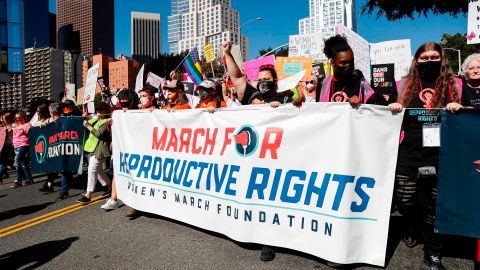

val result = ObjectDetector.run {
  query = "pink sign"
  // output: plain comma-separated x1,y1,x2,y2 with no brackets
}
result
242,55,276,82
0,127,5,151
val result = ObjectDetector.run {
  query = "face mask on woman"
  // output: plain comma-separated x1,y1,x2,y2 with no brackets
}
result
257,80,275,95
139,96,149,105
199,89,210,100
418,61,442,81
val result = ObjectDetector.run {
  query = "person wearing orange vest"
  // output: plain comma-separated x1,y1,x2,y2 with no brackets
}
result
195,80,226,110
162,80,191,111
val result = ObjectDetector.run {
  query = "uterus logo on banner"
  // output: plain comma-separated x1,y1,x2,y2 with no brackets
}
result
475,160,480,173
34,135,47,164
234,125,259,157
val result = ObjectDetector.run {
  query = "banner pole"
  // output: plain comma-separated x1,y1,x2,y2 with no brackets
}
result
210,62,215,78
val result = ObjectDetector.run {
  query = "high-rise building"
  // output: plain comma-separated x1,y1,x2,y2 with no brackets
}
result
299,0,356,35
0,0,24,77
168,0,249,62
131,12,161,64
109,57,142,90
24,0,51,48
57,0,114,56
82,54,115,95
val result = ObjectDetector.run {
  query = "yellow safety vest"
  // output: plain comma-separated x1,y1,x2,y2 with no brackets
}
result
84,118,108,153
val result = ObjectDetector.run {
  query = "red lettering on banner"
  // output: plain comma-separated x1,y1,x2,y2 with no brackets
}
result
220,127,235,156
152,127,168,150
192,129,204,154
165,128,178,152
203,128,218,155
259,127,283,159
179,128,192,153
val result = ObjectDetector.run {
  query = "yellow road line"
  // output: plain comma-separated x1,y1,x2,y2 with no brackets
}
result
0,196,106,236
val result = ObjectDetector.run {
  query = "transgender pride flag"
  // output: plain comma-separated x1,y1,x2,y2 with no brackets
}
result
183,47,203,85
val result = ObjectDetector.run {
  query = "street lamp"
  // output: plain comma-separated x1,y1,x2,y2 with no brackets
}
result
443,47,461,75
239,17,262,61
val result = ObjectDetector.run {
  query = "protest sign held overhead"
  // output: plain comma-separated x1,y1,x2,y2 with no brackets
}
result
288,33,330,62
276,57,312,81
83,63,100,104
467,0,480,44
242,55,276,81
204,43,216,63
370,39,412,81
146,72,164,89
135,64,145,93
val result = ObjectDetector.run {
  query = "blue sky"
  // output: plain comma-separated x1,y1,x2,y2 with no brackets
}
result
49,0,467,59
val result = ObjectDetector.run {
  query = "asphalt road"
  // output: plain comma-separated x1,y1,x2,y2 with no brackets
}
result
0,171,477,270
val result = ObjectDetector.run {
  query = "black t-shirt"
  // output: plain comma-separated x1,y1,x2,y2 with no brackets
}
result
462,82,480,108
329,76,362,102
397,80,443,168
241,83,292,105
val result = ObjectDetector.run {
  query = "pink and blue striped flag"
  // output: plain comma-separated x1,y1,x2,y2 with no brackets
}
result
183,47,203,86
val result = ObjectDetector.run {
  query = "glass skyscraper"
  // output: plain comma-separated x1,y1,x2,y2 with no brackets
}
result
0,0,24,73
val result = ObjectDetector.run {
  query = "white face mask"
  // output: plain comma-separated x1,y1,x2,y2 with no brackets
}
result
140,96,149,105
306,83,315,91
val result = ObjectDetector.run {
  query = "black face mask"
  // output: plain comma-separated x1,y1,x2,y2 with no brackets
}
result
334,61,354,80
418,61,442,81
120,101,130,108
199,89,210,100
257,80,275,95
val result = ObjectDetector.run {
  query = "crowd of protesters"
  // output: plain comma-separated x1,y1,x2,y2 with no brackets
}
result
0,36,479,270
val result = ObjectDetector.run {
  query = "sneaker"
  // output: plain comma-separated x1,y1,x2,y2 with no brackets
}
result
424,255,446,270
58,191,69,200
39,185,54,192
101,199,118,210
22,180,32,186
402,235,418,248
76,195,91,204
11,181,22,188
260,245,275,261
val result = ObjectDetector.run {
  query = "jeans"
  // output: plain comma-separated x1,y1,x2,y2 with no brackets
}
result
14,146,32,182
61,172,73,193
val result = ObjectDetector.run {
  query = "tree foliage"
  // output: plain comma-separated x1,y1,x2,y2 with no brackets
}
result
258,46,289,57
362,0,467,20
146,51,189,79
440,33,480,74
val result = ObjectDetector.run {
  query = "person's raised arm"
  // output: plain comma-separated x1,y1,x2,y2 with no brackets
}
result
223,42,247,102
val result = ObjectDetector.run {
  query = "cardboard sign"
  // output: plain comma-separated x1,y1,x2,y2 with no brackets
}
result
370,40,412,81
65,83,76,100
146,72,164,89
242,55,276,81
204,43,215,63
275,57,312,81
289,33,331,62
135,65,145,93
371,64,395,88
468,0,480,44
277,70,306,92
83,63,100,103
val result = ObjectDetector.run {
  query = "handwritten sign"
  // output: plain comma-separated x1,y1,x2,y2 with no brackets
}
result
204,43,215,63
242,55,275,81
275,57,312,81
370,39,412,81
83,63,99,104
289,33,332,62
146,72,164,89
335,26,371,81
468,0,480,44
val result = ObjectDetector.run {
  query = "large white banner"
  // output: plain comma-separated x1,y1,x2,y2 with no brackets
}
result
370,39,412,81
112,103,404,266
468,0,480,45
336,26,371,81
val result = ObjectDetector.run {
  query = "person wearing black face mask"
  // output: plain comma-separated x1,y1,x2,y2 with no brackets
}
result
315,35,376,107
388,42,463,270
223,42,292,108
115,89,139,111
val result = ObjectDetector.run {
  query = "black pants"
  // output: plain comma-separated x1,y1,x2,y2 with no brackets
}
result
394,166,442,257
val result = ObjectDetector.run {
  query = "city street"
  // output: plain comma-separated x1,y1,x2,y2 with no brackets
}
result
0,172,476,269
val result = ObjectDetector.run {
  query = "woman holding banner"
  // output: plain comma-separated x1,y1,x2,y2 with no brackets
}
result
11,111,34,188
461,53,480,109
389,42,463,270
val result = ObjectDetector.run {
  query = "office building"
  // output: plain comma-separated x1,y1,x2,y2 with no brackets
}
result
131,12,161,64
299,0,356,35
109,57,142,90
